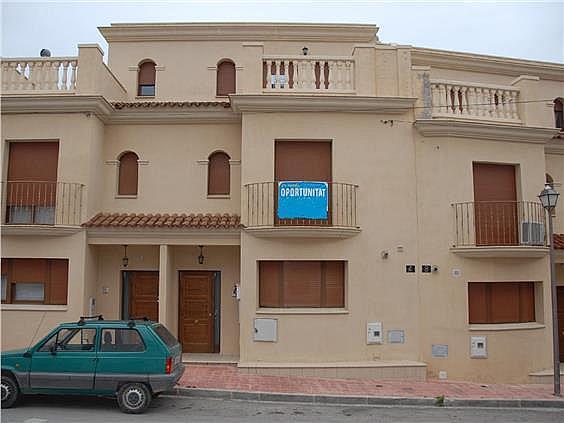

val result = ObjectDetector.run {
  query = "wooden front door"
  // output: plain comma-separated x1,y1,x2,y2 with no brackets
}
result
558,287,564,362
274,140,332,225
179,272,215,353
473,163,518,246
128,271,159,322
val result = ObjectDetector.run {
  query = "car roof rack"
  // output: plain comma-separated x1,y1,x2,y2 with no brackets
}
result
78,315,104,325
127,316,150,327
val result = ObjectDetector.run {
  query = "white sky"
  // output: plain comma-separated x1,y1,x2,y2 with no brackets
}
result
1,0,563,63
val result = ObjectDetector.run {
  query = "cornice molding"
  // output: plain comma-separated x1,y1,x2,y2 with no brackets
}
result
545,138,564,155
87,227,241,246
99,23,378,43
1,95,114,122
415,119,559,144
412,47,564,81
230,94,416,113
0,224,83,237
1,95,240,124
108,109,240,124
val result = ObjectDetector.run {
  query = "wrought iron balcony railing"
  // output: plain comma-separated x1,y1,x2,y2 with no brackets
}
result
2,181,85,226
243,181,358,229
452,201,546,247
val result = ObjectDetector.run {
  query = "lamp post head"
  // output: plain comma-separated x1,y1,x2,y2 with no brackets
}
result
539,184,560,210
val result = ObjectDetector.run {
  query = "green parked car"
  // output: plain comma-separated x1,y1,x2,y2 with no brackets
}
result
1,316,184,414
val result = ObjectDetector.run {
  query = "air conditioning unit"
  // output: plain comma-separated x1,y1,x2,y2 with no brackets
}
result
521,221,545,246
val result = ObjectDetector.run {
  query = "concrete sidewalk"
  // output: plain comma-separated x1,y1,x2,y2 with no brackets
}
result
174,364,564,408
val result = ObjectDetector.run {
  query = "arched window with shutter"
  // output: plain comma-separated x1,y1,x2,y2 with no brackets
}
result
138,60,156,96
118,151,139,196
216,60,236,97
208,151,230,195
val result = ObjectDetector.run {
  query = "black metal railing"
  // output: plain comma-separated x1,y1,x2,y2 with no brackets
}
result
243,181,358,228
452,201,546,247
1,181,85,226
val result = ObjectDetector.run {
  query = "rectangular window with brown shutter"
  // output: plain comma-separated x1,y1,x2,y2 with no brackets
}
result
1,258,68,305
259,261,345,308
468,282,535,324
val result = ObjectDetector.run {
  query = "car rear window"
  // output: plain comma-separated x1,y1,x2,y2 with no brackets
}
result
152,324,178,348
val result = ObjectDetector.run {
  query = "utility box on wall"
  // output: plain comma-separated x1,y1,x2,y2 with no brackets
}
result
470,336,487,358
254,318,278,342
367,322,383,344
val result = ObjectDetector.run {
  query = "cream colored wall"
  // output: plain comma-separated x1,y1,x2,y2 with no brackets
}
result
106,40,358,101
546,153,564,233
1,232,88,350
414,135,552,382
239,112,421,363
237,111,552,382
102,123,241,215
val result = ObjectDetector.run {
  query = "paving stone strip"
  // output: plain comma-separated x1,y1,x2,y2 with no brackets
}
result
173,364,564,408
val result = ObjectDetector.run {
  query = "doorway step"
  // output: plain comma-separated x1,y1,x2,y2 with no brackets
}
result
236,360,427,381
183,353,239,366
529,366,564,384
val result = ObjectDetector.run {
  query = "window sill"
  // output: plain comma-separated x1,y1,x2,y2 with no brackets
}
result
1,304,68,312
256,308,349,315
468,322,545,332
135,95,155,100
115,195,138,199
207,194,231,199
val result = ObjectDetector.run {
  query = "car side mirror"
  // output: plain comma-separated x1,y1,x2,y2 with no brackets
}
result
23,351,32,358
50,344,59,355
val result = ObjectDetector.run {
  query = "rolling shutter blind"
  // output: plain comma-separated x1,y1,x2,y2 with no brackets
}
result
138,62,156,85
468,282,535,324
259,261,344,308
216,61,236,96
7,142,59,206
208,152,230,195
3,258,68,305
118,152,139,195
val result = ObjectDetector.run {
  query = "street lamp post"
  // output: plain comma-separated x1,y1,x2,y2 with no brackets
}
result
539,184,561,396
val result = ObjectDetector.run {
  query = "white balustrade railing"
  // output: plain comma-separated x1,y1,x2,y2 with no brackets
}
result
263,55,355,93
430,80,520,122
1,58,78,93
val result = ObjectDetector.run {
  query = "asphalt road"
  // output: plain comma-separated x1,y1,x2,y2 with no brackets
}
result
2,395,564,423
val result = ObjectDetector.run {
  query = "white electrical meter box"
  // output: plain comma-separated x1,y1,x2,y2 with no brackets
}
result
254,318,277,342
470,336,487,358
367,322,383,344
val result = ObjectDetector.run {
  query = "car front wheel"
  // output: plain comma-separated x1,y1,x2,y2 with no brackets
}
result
1,375,20,409
117,382,151,414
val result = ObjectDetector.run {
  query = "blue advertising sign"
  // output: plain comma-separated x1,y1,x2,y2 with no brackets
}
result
277,181,328,219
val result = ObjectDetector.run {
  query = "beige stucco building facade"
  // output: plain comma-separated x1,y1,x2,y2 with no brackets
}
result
2,23,564,384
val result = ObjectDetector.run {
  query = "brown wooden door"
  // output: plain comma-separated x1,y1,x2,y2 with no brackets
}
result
274,140,332,225
179,272,215,353
128,271,159,322
473,163,518,246
558,287,564,362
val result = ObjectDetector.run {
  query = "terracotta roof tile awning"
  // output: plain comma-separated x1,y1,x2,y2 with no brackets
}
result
112,101,230,110
554,234,564,249
84,213,240,229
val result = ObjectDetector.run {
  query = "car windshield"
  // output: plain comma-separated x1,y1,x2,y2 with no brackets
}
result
152,324,178,348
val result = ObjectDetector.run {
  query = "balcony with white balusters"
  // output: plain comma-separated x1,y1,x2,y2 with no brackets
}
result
263,56,355,94
2,58,78,94
429,80,521,123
